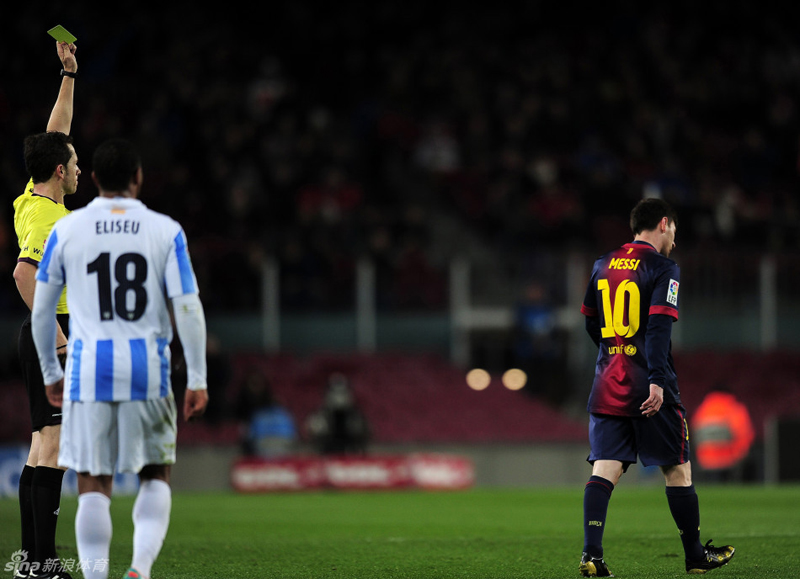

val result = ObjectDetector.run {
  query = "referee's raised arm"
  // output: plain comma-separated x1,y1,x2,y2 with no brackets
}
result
47,41,78,135
10,35,82,579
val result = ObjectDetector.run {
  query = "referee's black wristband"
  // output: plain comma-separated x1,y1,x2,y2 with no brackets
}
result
60,69,77,78
56,344,67,350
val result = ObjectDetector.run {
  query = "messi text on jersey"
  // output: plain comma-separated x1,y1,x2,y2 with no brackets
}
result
607,258,640,270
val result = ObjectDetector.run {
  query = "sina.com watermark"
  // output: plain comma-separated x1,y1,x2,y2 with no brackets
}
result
5,550,109,575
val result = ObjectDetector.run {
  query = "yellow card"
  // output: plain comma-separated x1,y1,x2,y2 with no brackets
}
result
47,25,77,44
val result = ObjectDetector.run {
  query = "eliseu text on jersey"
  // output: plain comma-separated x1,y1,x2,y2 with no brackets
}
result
95,219,140,234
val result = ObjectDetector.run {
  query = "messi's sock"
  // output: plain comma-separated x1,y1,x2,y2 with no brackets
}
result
665,485,704,561
76,493,112,579
19,465,36,564
583,475,615,557
31,466,65,564
131,479,172,579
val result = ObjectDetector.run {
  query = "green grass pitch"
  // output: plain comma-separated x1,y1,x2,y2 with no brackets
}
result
1,485,798,578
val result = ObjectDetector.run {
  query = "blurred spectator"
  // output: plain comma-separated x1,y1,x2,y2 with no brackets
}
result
691,387,756,482
413,118,461,175
235,370,297,457
305,372,370,455
511,281,569,406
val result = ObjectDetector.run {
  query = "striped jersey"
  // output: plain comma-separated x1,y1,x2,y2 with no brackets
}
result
36,196,199,402
581,241,680,416
14,178,70,313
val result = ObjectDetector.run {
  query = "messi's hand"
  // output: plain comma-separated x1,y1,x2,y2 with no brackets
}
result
640,384,664,417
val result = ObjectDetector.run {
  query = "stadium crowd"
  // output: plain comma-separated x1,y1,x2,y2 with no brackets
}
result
2,1,799,318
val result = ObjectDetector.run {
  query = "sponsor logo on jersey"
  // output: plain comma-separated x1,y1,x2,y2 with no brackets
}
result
608,344,637,356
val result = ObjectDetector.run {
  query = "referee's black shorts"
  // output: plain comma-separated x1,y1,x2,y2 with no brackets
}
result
18,312,70,432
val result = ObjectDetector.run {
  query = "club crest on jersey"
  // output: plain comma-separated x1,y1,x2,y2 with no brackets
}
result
667,279,679,305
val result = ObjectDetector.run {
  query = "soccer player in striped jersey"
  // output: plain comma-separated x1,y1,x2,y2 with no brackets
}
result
12,39,79,579
31,138,209,579
578,198,735,576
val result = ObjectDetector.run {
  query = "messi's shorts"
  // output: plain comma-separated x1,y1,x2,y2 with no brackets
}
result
587,404,690,469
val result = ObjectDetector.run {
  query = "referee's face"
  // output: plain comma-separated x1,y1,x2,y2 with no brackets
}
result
62,144,81,196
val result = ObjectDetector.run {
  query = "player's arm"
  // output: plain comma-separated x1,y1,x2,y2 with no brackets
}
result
31,279,66,407
13,261,37,310
172,293,209,421
584,315,601,347
46,41,78,135
641,265,680,417
640,313,672,417
13,260,68,349
645,314,673,389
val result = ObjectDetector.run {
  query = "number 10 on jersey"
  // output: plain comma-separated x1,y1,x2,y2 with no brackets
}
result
597,279,640,338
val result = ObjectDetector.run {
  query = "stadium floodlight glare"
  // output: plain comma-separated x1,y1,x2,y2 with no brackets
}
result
465,368,491,391
502,368,527,391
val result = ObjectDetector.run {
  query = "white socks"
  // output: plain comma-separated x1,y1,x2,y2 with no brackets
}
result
131,479,172,579
76,492,112,579
75,480,171,579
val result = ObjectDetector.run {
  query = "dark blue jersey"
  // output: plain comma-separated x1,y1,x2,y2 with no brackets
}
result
581,241,681,416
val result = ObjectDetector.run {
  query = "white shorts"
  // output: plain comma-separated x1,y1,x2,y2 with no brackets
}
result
59,394,177,475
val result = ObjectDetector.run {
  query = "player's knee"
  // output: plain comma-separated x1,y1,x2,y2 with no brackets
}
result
661,462,693,486
77,473,113,497
139,464,171,484
592,460,625,484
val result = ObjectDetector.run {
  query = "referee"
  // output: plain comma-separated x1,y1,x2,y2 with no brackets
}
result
12,40,79,579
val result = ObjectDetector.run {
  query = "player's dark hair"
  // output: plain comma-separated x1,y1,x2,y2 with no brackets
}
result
630,198,677,234
92,138,142,192
23,132,74,183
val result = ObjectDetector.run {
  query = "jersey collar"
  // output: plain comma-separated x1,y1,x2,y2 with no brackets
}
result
90,196,145,210
627,240,657,251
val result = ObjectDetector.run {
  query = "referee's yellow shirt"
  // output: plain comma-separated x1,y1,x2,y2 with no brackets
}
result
14,179,69,314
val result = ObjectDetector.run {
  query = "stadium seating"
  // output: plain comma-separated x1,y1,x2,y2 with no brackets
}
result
217,349,800,446
1,350,798,447
219,350,589,445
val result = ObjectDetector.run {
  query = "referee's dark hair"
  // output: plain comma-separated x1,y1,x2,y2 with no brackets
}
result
23,131,74,183
630,197,678,235
92,138,142,192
